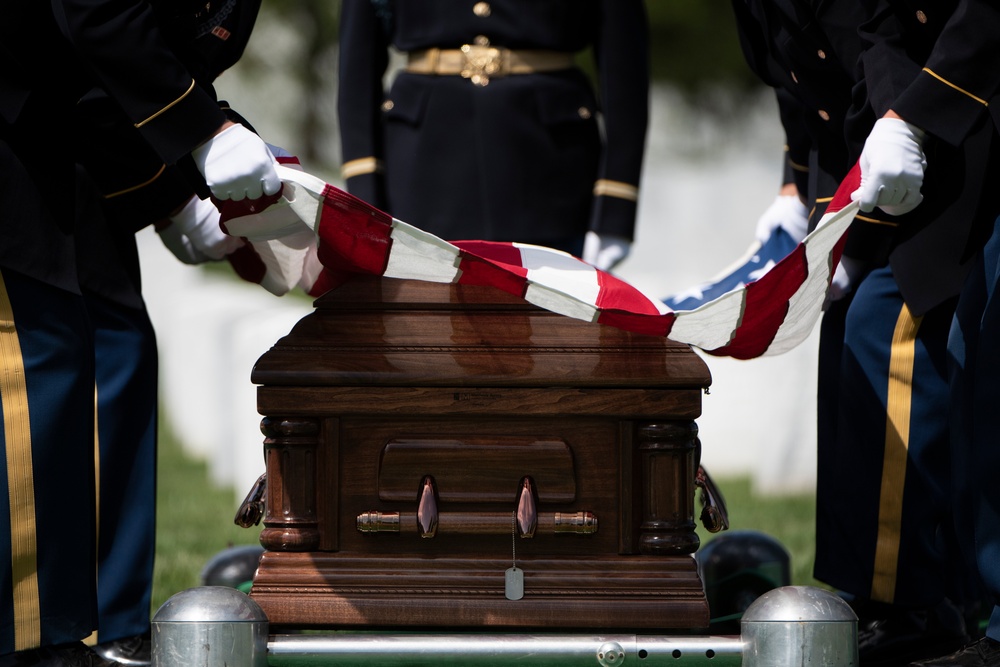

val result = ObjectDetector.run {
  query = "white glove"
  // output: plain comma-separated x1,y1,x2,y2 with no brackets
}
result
168,195,243,260
851,117,927,216
157,221,213,265
583,231,631,271
754,194,809,244
825,255,868,308
191,123,282,201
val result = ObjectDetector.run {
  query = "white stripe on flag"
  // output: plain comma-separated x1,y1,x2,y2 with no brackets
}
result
384,219,463,283
766,200,859,355
518,244,603,323
670,289,745,350
524,283,601,323
278,165,327,233
519,244,602,303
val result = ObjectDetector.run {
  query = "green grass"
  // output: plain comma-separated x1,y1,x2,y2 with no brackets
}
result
152,422,262,613
152,427,824,615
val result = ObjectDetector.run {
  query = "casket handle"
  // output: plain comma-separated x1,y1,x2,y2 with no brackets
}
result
516,476,538,538
356,510,597,536
417,475,438,538
358,474,595,537
695,465,730,533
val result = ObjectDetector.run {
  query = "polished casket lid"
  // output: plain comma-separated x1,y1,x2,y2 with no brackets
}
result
252,276,712,389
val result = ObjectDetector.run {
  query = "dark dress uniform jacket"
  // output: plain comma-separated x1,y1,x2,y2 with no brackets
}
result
730,0,890,255
337,0,650,247
0,0,229,297
856,0,1000,314
0,0,240,654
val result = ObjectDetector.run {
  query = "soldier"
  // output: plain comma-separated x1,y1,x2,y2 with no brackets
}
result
0,0,278,663
71,3,271,664
336,0,650,270
849,1,1000,665
731,0,998,664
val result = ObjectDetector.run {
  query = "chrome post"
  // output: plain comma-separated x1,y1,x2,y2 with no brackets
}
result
151,586,268,667
741,585,858,666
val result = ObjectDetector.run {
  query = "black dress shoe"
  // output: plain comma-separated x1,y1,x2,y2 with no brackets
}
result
854,598,971,667
0,642,118,667
908,637,1000,666
92,633,150,667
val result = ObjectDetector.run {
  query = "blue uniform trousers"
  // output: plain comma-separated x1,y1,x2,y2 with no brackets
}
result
0,270,97,653
816,264,970,606
949,215,1000,641
89,290,157,644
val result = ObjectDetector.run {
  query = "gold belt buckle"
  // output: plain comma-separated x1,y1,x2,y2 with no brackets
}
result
460,44,504,86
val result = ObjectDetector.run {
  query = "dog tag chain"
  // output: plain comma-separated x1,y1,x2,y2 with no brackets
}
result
505,511,524,600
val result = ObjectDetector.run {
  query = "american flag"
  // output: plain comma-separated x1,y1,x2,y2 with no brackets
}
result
219,163,860,360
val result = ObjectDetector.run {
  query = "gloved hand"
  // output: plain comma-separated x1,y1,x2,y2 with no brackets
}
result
851,117,927,216
825,255,868,309
754,194,809,244
191,123,282,201
156,220,214,265
168,194,243,260
583,231,631,271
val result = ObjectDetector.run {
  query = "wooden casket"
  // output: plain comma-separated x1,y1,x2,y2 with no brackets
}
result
248,276,714,631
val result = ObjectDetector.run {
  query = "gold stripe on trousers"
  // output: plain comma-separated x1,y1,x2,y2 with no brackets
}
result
0,271,41,650
871,303,921,602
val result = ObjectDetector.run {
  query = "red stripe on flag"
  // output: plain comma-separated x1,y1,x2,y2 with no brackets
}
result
225,242,266,285
708,242,809,359
453,241,529,276
306,266,353,297
829,162,861,214
316,185,394,276
594,269,675,336
597,309,675,338
825,162,858,271
453,241,530,296
594,270,667,315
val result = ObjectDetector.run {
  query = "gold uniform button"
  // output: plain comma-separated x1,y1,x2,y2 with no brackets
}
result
473,2,491,17
817,49,827,60
818,109,830,121
578,107,592,119
474,34,490,46
916,10,928,23
382,100,394,112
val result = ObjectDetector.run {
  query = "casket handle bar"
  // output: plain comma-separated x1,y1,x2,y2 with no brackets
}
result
357,475,597,537
356,510,598,536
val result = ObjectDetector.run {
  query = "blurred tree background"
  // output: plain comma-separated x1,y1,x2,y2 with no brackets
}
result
230,0,766,177
645,0,760,92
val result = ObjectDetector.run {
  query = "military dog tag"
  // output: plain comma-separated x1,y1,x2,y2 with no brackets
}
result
505,511,524,600
505,566,524,601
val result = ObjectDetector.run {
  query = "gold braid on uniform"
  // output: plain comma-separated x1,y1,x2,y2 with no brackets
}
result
103,165,168,199
135,79,196,128
342,156,384,180
922,68,988,106
593,179,639,202
785,145,809,174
